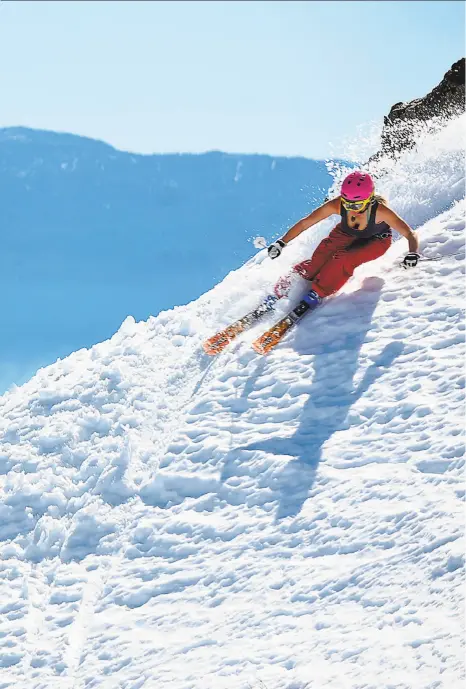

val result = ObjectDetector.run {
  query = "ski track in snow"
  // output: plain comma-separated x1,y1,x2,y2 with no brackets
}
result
0,116,464,689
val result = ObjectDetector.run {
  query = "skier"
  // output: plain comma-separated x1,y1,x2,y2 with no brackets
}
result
268,170,420,306
204,171,420,355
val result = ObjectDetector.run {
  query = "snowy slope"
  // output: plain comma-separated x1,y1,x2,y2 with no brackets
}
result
0,116,464,689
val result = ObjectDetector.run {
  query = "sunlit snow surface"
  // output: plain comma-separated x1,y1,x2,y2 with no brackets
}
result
0,117,465,688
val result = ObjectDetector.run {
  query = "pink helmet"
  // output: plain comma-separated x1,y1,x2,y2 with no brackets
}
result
341,171,374,201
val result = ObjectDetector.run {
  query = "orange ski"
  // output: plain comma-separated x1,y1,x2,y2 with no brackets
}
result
203,294,279,356
203,322,246,355
251,316,294,355
252,291,323,355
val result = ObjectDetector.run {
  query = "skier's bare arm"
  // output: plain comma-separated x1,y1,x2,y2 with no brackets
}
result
378,205,419,253
281,198,340,244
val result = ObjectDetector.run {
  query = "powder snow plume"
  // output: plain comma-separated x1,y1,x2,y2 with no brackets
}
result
0,115,464,689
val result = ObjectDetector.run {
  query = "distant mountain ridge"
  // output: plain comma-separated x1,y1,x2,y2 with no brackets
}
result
0,127,337,392
0,126,334,274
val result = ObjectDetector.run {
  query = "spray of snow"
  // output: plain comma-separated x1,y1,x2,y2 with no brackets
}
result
0,115,464,689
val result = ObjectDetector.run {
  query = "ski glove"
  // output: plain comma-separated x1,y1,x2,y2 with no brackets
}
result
268,239,286,259
402,252,420,269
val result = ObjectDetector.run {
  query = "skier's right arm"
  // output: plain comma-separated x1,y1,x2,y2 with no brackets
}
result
282,199,339,244
268,199,339,259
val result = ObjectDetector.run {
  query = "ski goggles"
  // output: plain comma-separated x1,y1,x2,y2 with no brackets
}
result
341,194,374,212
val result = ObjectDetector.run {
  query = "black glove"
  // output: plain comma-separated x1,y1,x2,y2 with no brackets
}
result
268,239,286,259
402,252,420,269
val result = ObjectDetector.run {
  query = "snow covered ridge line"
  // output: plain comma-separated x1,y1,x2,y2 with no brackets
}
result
0,119,464,687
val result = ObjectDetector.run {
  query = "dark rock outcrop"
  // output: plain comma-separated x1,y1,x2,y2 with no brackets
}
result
371,58,464,161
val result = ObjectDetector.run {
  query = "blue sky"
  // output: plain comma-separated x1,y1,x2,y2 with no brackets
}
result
0,0,464,158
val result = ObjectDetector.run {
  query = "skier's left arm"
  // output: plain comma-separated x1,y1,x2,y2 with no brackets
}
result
380,206,420,254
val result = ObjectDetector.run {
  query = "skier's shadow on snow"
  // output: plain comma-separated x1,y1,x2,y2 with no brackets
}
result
223,278,404,521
